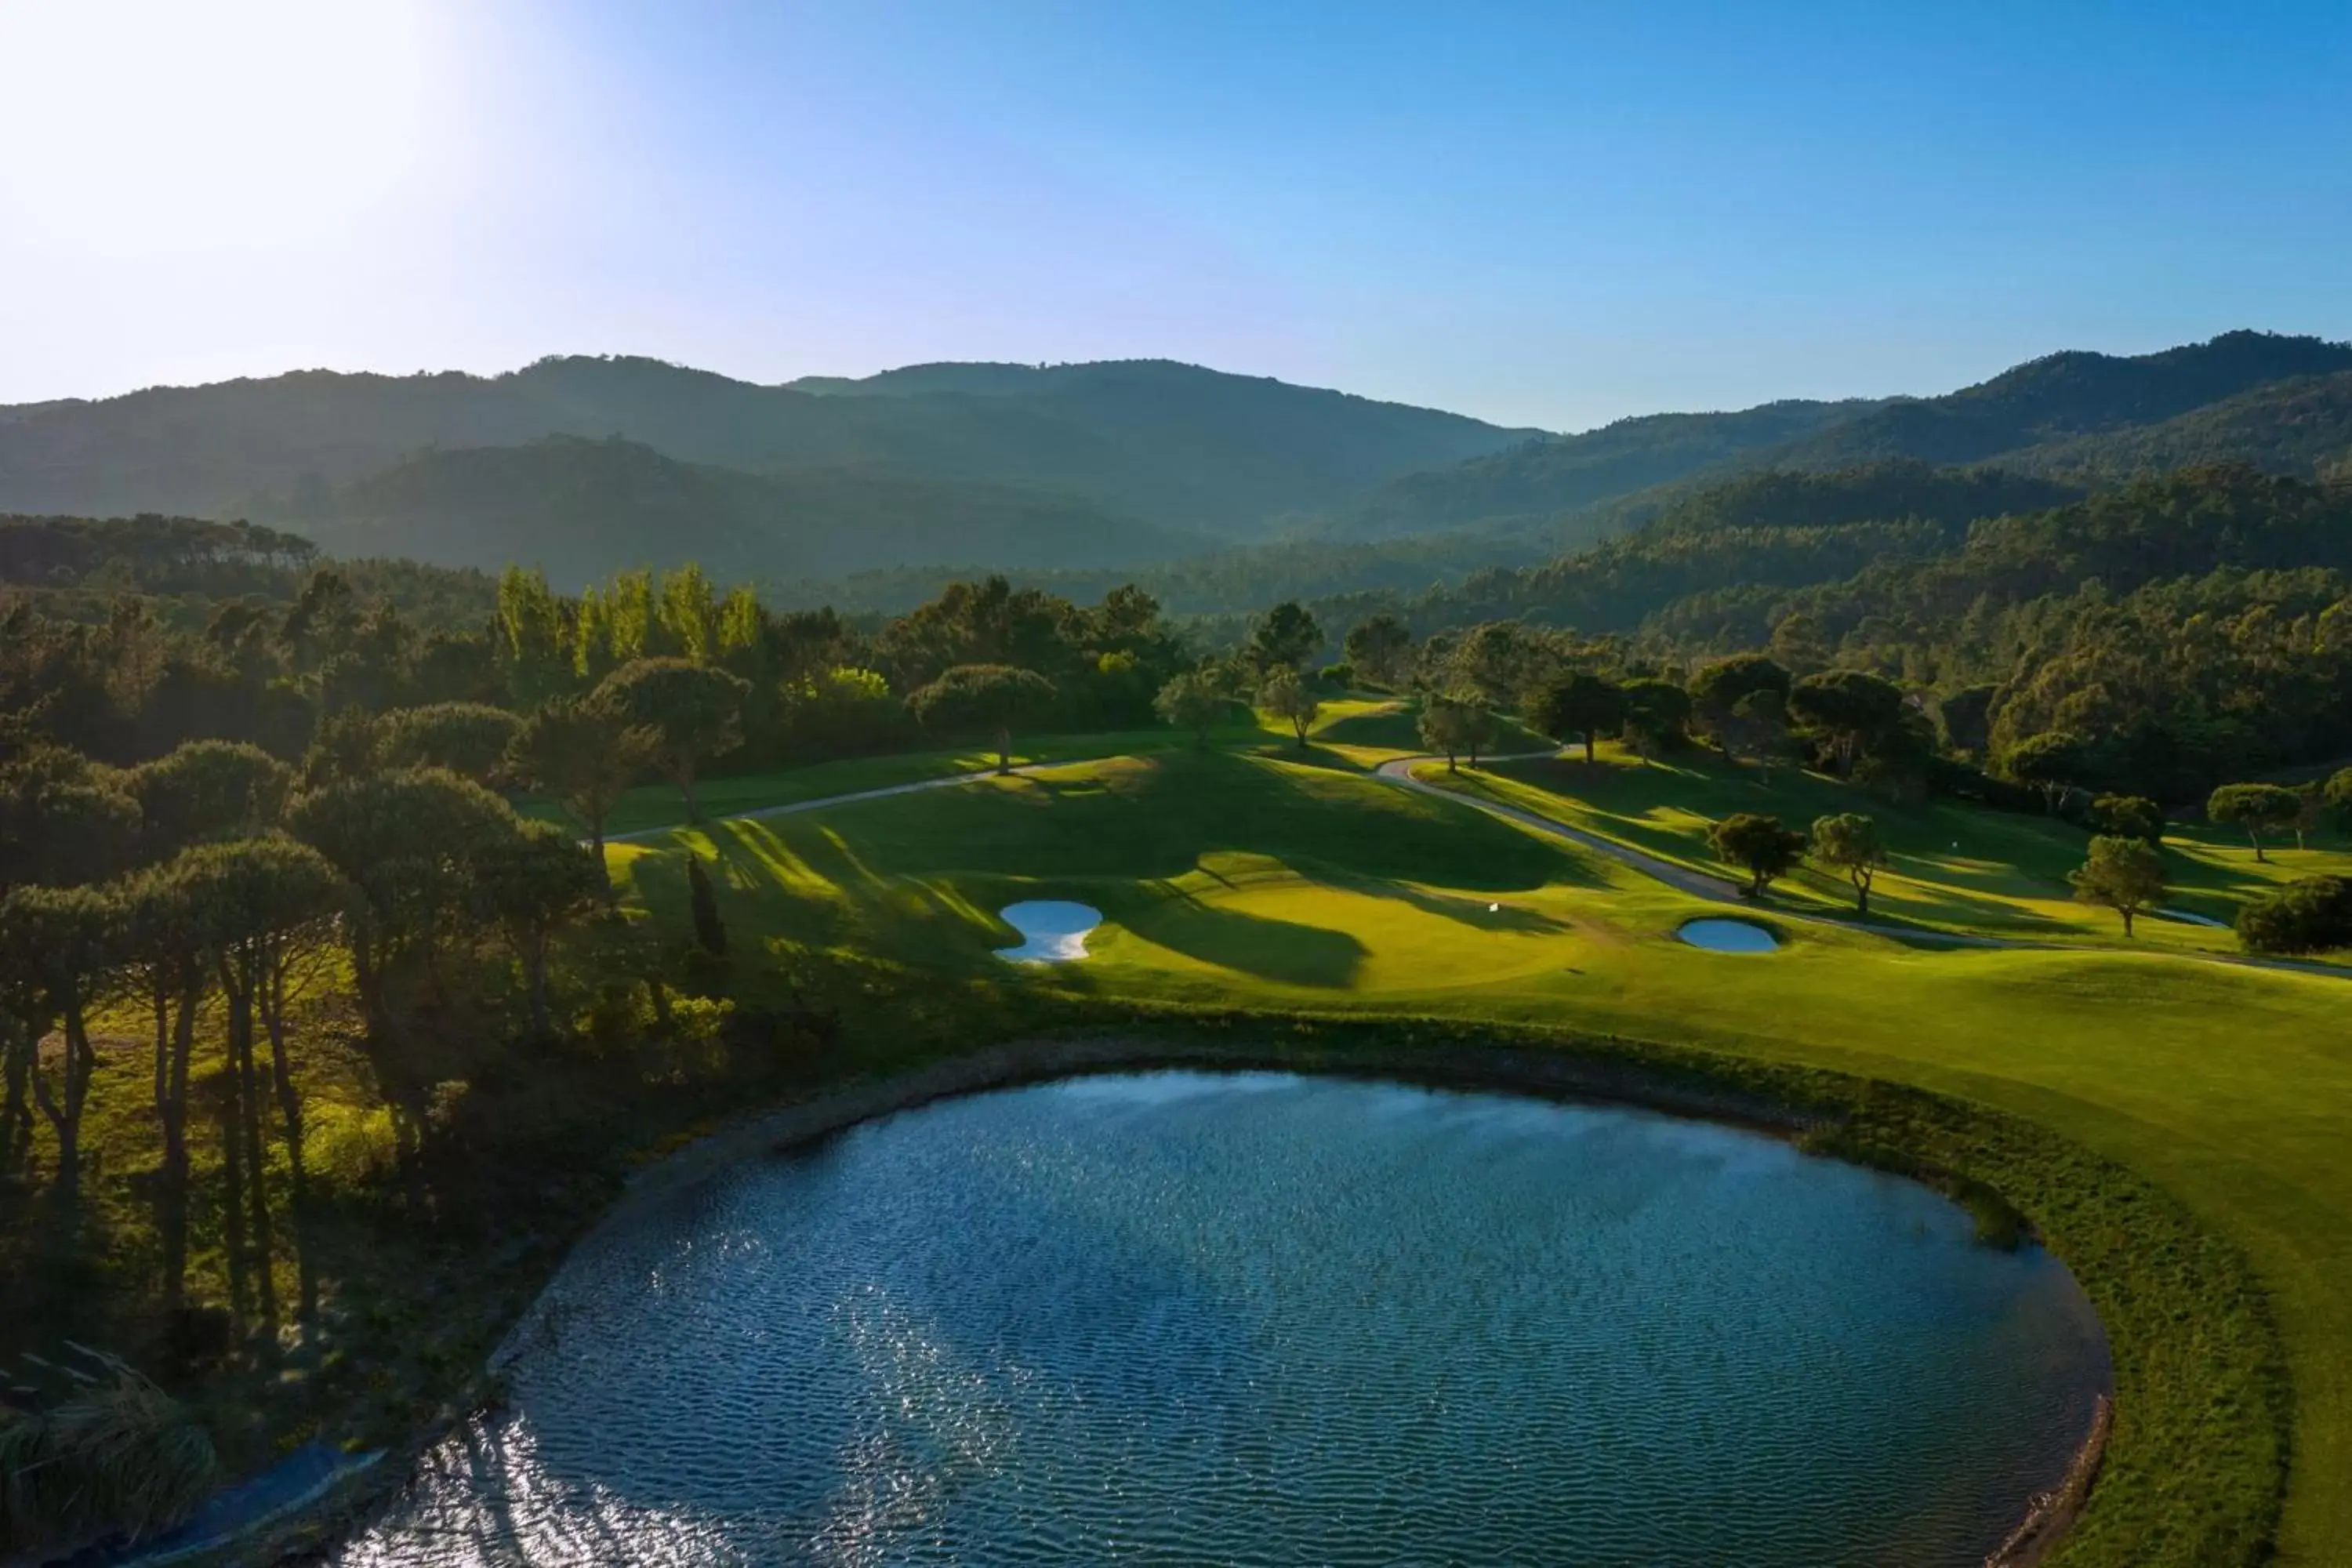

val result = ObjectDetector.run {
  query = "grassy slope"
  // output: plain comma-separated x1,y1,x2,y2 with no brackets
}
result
1436,742,2352,956
616,742,2350,1564
545,699,1418,837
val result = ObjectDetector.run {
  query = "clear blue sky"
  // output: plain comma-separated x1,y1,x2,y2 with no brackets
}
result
3,0,2347,429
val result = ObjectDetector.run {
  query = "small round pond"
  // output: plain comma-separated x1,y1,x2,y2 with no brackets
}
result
1679,916,1783,953
335,1073,2109,1566
993,899,1102,962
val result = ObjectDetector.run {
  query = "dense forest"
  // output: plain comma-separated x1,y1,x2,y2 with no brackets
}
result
1319,330,2352,543
308,436,1200,584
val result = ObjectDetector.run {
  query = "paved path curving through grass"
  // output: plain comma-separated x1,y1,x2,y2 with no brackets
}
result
1374,754,2352,982
606,760,1076,844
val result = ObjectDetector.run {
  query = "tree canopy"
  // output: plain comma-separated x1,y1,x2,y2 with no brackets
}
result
1530,673,1624,763
909,664,1058,772
2208,783,2303,862
2071,835,2169,937
1708,813,1809,898
1809,813,1888,913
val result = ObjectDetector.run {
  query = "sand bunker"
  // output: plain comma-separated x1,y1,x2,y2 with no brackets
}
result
1676,917,1781,953
995,901,1104,963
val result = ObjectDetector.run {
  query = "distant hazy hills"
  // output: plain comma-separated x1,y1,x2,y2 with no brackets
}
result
0,357,1528,575
1316,330,2352,543
1,331,2346,595
315,436,1206,583
1776,331,2352,471
1320,398,1887,541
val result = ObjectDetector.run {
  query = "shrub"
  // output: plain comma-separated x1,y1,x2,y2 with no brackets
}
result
2237,875,2352,954
0,1357,217,1557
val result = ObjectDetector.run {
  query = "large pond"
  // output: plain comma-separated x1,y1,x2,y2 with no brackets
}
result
336,1073,2110,1566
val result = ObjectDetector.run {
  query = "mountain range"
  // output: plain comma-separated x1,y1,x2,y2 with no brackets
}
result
1,331,2345,593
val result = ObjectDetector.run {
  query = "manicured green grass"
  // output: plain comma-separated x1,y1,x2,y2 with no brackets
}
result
1308,698,1552,757
561,699,1428,838
618,744,2352,1564
1428,742,2352,957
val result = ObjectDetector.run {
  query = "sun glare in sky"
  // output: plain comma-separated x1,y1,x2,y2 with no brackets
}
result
5,0,449,255
1,1,2347,424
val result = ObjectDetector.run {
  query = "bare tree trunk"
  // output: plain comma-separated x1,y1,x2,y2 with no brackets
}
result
28,1062,69,1187
29,996,95,1203
0,1016,33,1176
229,962,278,1329
260,962,320,1331
590,815,615,904
351,947,431,1214
219,1055,250,1329
159,980,197,1314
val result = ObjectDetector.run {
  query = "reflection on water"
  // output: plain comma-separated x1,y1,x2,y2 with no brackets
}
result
337,1073,2110,1566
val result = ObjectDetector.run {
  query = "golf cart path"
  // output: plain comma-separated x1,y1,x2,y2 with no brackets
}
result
1374,755,2352,980
606,760,1073,844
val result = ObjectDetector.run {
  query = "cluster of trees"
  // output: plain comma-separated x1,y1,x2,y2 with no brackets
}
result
0,738,609,1334
0,545,1236,1366
1698,805,2172,938
0,514,1212,797
1299,465,2352,808
1690,768,2352,952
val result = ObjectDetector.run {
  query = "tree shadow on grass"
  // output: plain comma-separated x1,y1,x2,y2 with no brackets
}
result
1240,739,1373,776
1310,703,1416,750
1120,882,1368,988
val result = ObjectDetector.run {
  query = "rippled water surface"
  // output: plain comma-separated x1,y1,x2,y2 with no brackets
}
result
339,1073,2109,1566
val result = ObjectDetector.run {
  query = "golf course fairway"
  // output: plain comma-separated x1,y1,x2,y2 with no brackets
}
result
614,740,2350,1564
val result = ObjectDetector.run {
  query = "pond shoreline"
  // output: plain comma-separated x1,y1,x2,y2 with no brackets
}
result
1988,1394,2114,1567
283,1026,2113,1568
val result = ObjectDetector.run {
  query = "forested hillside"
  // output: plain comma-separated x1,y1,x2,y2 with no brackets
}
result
302,437,1196,586
1326,331,2352,543
7,334,2347,609
1341,463,2352,799
1989,371,2352,487
0,512,496,627
1301,398,1882,539
0,356,1529,538
1780,330,2352,471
